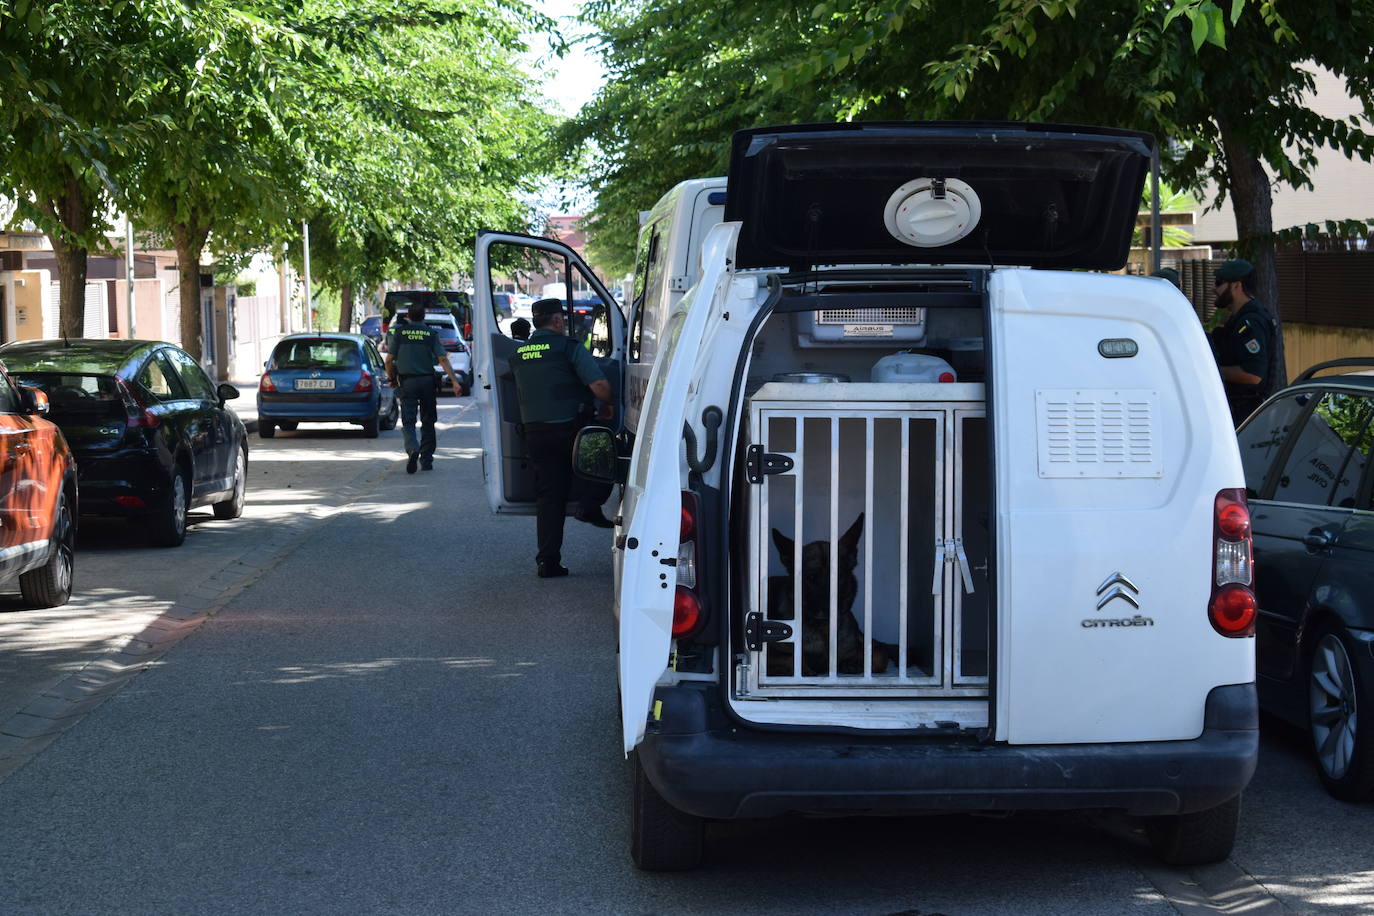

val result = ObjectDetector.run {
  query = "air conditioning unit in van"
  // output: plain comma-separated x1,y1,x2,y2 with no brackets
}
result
794,306,927,347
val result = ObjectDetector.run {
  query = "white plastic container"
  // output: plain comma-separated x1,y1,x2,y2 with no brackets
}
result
871,351,957,383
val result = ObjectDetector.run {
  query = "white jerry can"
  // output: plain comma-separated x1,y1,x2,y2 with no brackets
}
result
871,351,957,383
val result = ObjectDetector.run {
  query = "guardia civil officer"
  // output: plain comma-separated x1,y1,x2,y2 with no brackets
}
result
1209,258,1274,426
510,298,615,578
384,301,463,473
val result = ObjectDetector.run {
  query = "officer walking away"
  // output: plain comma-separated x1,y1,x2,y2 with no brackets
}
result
511,298,615,578
1209,259,1274,426
385,302,463,473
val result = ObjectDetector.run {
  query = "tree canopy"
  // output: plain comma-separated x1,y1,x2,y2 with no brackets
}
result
2,0,554,355
571,0,1374,360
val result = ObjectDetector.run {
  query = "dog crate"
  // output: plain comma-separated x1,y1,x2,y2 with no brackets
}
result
740,382,990,699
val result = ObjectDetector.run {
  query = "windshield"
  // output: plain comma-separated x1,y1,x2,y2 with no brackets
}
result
271,339,362,370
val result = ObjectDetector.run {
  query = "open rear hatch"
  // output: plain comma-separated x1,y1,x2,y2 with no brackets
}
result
726,121,1153,272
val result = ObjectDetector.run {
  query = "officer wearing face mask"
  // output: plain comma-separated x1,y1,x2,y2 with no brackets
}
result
1209,259,1274,426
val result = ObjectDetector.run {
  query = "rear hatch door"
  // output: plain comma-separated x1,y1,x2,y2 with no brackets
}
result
726,121,1153,272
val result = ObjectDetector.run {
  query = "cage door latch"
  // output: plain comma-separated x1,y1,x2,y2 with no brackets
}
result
746,445,794,483
933,538,977,595
745,612,793,651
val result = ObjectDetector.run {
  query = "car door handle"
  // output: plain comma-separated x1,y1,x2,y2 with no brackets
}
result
1303,528,1336,551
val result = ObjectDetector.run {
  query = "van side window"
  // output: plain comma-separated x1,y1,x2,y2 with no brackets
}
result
1271,391,1374,506
629,227,661,362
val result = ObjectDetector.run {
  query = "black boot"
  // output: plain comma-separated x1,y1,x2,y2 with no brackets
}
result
537,561,569,578
574,509,615,529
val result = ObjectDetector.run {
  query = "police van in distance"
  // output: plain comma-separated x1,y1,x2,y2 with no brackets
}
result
471,122,1258,870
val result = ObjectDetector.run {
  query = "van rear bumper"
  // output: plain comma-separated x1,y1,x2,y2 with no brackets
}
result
640,683,1258,819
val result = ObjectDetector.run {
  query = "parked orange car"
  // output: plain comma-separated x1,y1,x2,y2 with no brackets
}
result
0,359,77,608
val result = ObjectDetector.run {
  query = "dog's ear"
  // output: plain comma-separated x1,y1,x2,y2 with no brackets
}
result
839,513,864,554
772,528,794,571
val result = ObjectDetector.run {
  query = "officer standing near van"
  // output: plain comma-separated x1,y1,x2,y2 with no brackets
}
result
385,301,463,473
1209,258,1274,426
511,298,615,578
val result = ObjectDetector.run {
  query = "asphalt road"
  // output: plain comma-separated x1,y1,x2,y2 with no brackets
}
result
0,398,1370,914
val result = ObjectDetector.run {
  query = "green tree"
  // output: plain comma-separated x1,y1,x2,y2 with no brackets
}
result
282,11,553,332
0,1,179,337
574,0,1374,391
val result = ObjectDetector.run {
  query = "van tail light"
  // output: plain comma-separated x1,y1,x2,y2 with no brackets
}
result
353,369,373,392
114,377,160,429
671,490,705,638
260,371,277,393
1209,488,1256,637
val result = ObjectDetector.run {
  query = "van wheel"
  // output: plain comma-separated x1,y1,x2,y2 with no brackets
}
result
19,496,74,608
380,398,399,430
259,420,276,439
1144,793,1241,866
149,468,190,548
630,750,703,871
1307,626,1374,801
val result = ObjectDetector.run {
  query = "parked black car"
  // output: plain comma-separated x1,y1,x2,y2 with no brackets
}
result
0,339,248,548
1238,358,1374,801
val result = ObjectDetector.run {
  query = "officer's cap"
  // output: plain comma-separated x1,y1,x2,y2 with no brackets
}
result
1150,267,1180,285
1215,259,1254,283
531,298,564,319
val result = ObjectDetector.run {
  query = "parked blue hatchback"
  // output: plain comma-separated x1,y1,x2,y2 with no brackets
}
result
257,333,397,439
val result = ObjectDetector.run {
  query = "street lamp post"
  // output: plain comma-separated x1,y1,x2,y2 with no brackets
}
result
302,220,313,333
124,217,137,338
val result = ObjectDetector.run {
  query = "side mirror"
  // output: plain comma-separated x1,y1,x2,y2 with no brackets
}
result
217,383,241,403
20,385,49,416
573,426,625,484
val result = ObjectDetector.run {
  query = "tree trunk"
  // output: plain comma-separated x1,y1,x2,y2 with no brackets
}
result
1217,117,1287,391
338,281,355,333
48,236,89,340
172,221,211,362
38,168,98,339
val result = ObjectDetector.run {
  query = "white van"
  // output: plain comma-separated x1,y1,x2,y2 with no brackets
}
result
472,122,1259,870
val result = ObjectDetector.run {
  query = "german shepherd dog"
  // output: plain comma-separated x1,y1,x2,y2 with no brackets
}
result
766,514,894,676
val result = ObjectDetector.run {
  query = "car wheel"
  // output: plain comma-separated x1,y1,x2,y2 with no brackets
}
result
362,414,380,438
1143,793,1240,866
19,495,74,609
380,397,399,431
212,446,247,520
149,468,190,547
278,421,298,432
1308,625,1374,801
460,373,472,397
630,750,703,871
259,419,276,439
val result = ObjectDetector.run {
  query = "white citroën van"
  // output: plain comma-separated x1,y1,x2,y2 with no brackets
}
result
473,122,1259,871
